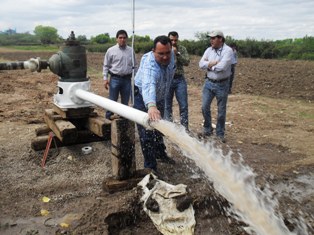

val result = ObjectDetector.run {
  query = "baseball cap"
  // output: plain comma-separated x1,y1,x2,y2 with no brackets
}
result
208,30,224,38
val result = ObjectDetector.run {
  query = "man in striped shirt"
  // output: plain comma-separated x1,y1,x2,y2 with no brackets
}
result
134,35,176,171
103,29,137,120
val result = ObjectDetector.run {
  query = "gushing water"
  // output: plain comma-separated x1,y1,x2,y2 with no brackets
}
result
151,120,308,235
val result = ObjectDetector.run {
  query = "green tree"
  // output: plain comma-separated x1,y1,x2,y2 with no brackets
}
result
91,33,111,44
195,31,210,41
133,35,151,42
0,32,40,45
77,35,89,44
34,25,59,44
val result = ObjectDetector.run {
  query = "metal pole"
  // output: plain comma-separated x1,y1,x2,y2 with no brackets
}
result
130,0,136,106
75,89,151,129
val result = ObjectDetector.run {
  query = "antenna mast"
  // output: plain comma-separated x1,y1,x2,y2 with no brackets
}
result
131,0,135,105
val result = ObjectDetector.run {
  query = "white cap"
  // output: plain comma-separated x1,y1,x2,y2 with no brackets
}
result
208,30,224,38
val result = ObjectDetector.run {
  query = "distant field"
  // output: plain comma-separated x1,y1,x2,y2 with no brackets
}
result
0,45,59,52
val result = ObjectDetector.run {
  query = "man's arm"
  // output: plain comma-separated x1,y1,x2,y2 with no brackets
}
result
199,48,218,70
211,49,233,72
177,45,190,66
103,52,112,90
103,50,112,81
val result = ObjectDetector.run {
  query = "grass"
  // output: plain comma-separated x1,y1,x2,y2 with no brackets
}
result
0,45,59,52
299,111,314,120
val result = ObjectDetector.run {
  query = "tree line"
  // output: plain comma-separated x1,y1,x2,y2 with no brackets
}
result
0,25,313,60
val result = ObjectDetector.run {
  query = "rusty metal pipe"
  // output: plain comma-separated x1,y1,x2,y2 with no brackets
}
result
0,58,48,72
0,61,26,70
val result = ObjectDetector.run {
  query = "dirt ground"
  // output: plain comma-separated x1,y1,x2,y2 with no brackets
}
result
0,49,313,235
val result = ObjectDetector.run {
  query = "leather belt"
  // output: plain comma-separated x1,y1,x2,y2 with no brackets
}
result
109,72,132,79
206,77,229,83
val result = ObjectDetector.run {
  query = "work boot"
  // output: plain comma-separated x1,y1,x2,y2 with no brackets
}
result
217,136,226,143
144,168,163,180
197,131,212,139
157,155,176,165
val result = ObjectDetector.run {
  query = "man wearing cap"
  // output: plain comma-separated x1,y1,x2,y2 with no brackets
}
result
198,30,233,143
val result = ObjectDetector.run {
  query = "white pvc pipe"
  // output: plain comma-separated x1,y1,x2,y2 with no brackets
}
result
75,89,151,129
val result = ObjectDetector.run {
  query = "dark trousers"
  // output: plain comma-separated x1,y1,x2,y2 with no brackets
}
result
133,86,167,171
229,64,236,92
165,75,189,130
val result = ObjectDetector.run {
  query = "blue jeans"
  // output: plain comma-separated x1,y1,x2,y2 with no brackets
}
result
164,75,189,129
202,79,229,137
133,86,167,171
106,76,131,119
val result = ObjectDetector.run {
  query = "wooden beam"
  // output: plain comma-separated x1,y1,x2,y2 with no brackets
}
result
44,109,77,144
86,116,111,137
111,119,136,180
31,129,108,151
53,104,96,119
102,169,152,193
35,125,51,136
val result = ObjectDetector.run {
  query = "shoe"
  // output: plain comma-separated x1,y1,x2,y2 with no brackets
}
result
197,131,212,139
157,156,176,165
217,136,226,143
145,168,163,180
151,169,163,180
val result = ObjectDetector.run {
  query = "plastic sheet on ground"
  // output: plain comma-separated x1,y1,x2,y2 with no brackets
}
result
138,174,195,235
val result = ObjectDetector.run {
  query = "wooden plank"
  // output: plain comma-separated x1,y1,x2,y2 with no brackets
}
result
44,109,78,144
45,109,63,121
86,116,111,137
102,177,143,194
31,135,62,151
31,130,108,151
53,104,96,119
102,169,152,193
111,119,136,180
35,125,51,136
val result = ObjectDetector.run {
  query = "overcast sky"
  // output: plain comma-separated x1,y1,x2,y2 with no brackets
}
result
1,0,313,41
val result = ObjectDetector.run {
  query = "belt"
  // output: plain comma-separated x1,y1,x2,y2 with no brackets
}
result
206,77,229,83
109,72,132,79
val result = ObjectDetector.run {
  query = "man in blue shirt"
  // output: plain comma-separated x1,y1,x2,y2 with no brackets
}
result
199,30,233,143
134,35,176,171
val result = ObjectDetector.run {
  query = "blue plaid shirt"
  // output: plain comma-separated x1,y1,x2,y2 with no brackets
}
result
135,51,175,107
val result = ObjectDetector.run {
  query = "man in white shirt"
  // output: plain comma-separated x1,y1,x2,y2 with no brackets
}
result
103,29,137,120
199,30,233,143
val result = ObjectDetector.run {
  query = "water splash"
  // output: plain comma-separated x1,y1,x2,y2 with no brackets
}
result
151,120,308,235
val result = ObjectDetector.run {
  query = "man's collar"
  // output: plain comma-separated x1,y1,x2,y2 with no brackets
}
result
117,43,127,49
212,43,224,50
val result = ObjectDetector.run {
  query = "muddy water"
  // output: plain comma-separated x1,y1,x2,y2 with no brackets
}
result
151,120,308,235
